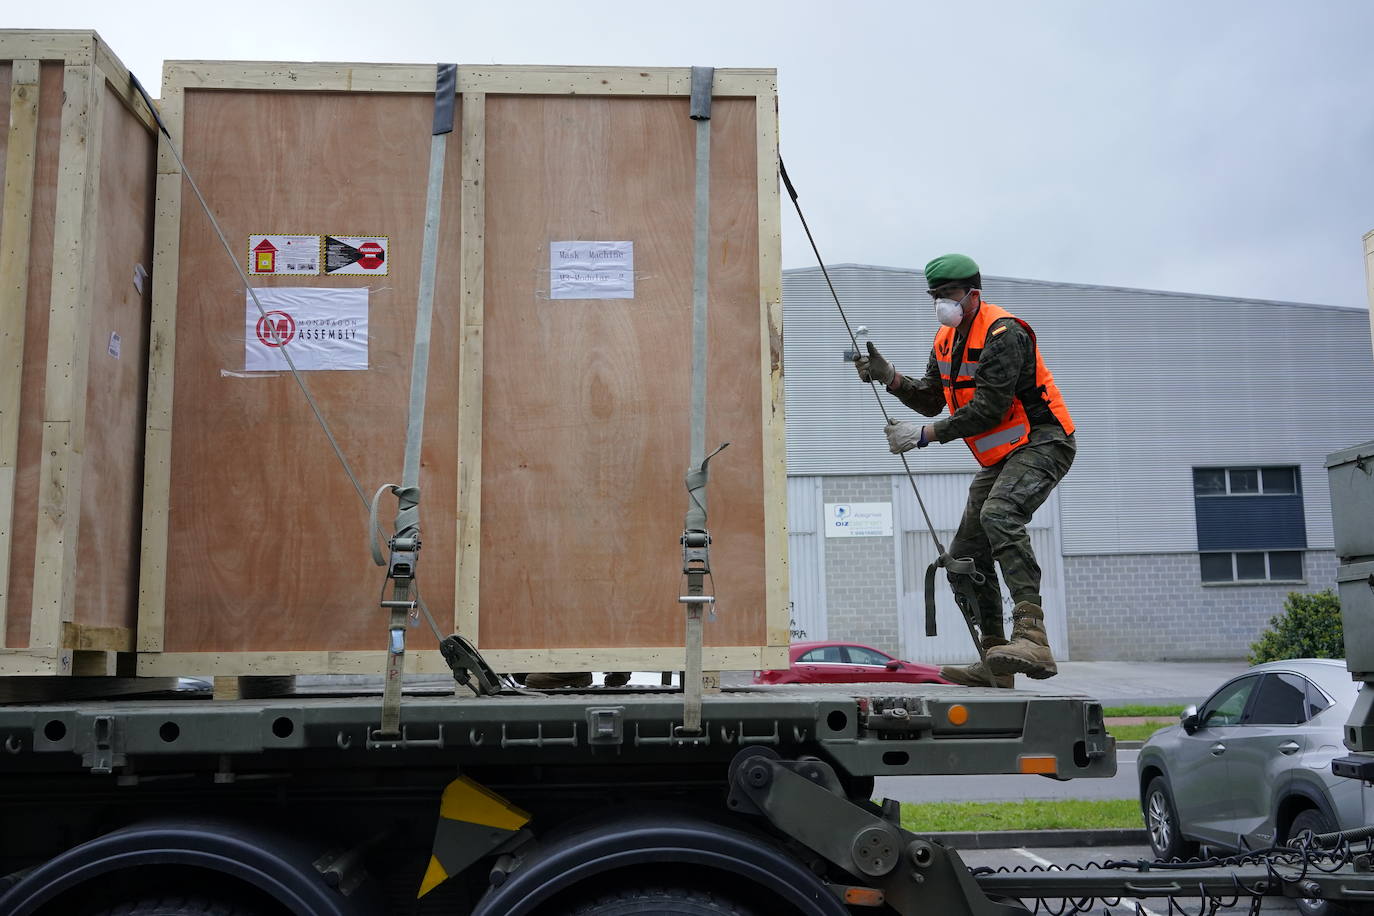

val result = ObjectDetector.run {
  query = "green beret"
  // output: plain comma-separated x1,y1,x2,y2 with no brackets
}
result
924,253,980,288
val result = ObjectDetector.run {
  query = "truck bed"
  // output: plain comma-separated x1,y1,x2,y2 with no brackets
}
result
0,682,1114,781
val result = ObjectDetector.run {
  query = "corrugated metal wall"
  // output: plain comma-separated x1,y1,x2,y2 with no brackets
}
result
889,473,1067,664
784,265,1374,555
786,476,827,641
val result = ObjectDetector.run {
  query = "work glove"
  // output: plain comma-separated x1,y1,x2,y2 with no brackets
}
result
855,341,898,387
885,420,931,454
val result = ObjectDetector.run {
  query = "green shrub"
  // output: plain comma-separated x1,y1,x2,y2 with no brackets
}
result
1248,590,1343,665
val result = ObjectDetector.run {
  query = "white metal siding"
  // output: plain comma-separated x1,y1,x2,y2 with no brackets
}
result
888,473,1068,664
784,266,1374,555
786,476,827,641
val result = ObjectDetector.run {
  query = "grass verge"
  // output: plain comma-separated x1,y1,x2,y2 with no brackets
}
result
1103,704,1186,718
900,798,1142,833
1108,722,1173,743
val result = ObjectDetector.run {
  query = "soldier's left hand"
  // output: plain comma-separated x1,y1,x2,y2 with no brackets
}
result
885,420,931,454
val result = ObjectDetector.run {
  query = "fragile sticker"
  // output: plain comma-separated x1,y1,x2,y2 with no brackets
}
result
244,287,368,372
325,235,389,275
249,235,322,275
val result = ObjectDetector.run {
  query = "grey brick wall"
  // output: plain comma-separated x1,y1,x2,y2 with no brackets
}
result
821,477,900,656
1064,550,1339,660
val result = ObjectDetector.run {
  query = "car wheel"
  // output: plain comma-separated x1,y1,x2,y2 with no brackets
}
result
1144,777,1198,861
1287,808,1364,916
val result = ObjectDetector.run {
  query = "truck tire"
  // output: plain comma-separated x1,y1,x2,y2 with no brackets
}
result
90,898,260,916
567,886,757,915
1144,777,1198,861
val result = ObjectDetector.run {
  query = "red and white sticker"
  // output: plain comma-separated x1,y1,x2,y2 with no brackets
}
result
244,288,368,372
325,235,389,275
248,235,321,275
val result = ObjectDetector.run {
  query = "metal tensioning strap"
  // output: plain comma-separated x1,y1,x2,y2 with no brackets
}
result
776,158,986,654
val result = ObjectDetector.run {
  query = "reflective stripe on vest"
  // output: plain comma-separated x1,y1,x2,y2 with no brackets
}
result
933,300,1074,467
937,359,978,376
970,422,1030,456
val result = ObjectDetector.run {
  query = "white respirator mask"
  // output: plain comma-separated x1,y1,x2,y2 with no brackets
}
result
934,292,969,328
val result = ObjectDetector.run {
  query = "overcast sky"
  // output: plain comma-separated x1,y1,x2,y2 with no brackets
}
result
17,0,1374,308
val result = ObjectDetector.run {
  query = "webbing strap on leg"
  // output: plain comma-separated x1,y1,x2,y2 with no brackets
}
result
377,63,457,740
925,554,987,661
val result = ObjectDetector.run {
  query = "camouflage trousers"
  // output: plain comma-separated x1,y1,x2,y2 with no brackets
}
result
947,426,1076,640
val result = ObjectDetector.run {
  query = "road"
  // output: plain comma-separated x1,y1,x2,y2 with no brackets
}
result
962,844,1306,914
875,748,1142,803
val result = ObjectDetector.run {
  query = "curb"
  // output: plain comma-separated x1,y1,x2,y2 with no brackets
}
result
924,828,1149,850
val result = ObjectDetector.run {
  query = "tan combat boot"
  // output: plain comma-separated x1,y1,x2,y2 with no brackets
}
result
940,636,1014,689
985,602,1058,680
524,672,594,689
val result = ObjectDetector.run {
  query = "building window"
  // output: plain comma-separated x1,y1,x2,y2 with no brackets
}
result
1200,550,1304,583
1194,466,1306,584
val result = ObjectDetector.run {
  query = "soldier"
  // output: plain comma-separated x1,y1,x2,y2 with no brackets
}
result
855,254,1075,687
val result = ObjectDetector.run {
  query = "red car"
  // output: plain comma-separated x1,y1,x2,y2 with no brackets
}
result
754,641,954,686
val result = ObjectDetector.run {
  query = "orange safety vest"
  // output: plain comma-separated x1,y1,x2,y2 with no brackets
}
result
933,301,1074,467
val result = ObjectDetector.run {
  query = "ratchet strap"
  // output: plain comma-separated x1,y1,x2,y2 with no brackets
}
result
677,65,719,740
377,62,457,739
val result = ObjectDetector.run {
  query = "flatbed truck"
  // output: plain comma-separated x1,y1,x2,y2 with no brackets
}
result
0,676,1112,914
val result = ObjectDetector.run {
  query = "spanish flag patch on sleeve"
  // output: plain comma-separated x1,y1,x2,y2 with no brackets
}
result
992,326,1007,336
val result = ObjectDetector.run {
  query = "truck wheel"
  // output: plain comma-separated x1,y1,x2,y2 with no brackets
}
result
1144,777,1197,861
90,897,260,916
567,886,757,915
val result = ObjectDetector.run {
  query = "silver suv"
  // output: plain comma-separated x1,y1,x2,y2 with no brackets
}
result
1136,658,1365,877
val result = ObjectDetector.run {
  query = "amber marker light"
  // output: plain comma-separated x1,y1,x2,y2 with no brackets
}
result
946,704,968,726
843,887,886,907
1018,755,1057,775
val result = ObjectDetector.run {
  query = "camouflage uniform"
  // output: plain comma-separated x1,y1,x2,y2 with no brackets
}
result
888,315,1076,640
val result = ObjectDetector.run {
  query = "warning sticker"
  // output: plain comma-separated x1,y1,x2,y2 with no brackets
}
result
244,287,369,372
248,235,321,275
325,235,389,275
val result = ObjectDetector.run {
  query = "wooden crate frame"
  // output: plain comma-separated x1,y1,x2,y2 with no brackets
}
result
0,31,156,676
136,63,788,677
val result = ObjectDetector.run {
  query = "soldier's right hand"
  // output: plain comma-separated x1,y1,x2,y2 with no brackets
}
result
855,341,896,386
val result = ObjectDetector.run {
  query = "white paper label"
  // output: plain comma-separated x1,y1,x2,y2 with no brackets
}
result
107,332,121,359
824,503,894,538
550,241,634,299
244,287,368,372
325,235,389,275
132,263,148,295
248,235,321,275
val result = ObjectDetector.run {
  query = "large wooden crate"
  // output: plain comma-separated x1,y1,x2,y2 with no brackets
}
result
0,32,156,675
137,63,787,677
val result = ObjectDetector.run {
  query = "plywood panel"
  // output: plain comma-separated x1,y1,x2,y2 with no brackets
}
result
478,94,763,651
71,79,155,630
4,61,64,647
161,88,462,653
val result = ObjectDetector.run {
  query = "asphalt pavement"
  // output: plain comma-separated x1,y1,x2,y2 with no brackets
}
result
1005,658,1250,706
